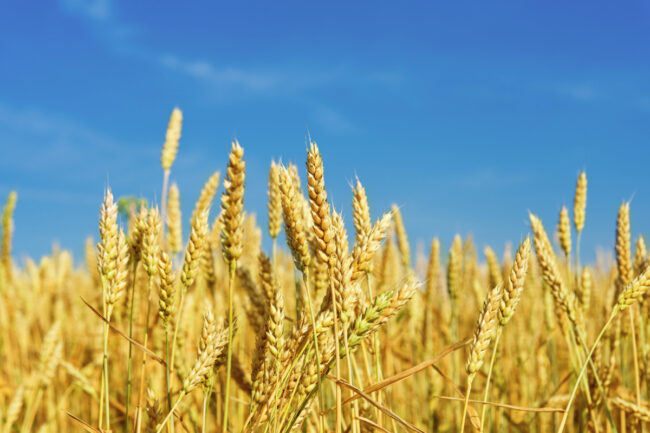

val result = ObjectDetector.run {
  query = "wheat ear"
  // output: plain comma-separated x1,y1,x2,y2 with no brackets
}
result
615,202,633,296
573,171,587,234
0,191,17,284
167,182,183,255
391,205,410,273
558,205,572,259
529,213,581,329
634,235,647,277
484,246,503,291
268,160,283,240
192,171,221,222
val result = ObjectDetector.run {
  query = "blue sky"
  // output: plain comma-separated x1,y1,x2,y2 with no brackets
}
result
1,0,649,263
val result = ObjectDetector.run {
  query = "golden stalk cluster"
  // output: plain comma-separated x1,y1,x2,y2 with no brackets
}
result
2,113,650,433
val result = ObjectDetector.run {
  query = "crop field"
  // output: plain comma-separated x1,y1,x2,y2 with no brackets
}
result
0,108,648,433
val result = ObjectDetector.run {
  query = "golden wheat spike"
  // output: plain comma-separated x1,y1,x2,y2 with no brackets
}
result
615,201,633,294
220,141,245,264
268,160,283,240
558,205,572,258
161,107,182,171
573,171,587,233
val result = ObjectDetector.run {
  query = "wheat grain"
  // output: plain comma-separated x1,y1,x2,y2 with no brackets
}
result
574,171,587,233
484,246,503,291
180,209,209,290
447,234,463,312
279,166,311,272
634,235,647,277
142,208,161,279
1,191,17,283
615,265,650,311
193,171,221,222
97,188,119,283
558,205,571,258
183,309,228,393
167,182,182,255
351,212,391,283
498,236,531,326
306,142,334,265
221,141,245,264
615,202,633,295
161,108,182,171
391,205,411,273
268,161,283,240
352,178,372,247
579,266,593,312
529,213,582,329
466,284,502,378
158,251,176,326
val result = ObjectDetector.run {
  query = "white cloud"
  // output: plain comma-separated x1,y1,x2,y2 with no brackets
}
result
0,103,122,150
0,102,154,181
562,82,598,102
161,55,280,92
61,0,112,22
312,106,358,134
456,168,532,190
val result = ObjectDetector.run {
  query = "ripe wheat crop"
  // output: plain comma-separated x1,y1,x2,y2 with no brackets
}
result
0,109,648,433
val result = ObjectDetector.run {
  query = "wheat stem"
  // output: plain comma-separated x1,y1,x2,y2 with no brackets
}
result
135,276,154,433
459,378,473,433
480,327,501,431
125,260,138,431
630,309,642,407
301,269,325,433
222,260,236,433
558,312,617,433
102,305,112,430
161,169,170,242
156,391,186,433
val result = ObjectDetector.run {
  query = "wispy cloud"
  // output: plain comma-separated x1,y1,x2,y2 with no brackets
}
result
455,168,532,190
557,81,598,102
0,102,153,181
59,0,136,48
0,183,97,205
160,54,356,99
161,55,282,93
552,79,650,112
59,1,402,101
61,0,112,21
312,106,359,134
0,102,128,152
59,1,339,96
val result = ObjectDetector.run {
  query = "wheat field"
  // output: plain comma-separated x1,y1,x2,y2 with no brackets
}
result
0,108,648,433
